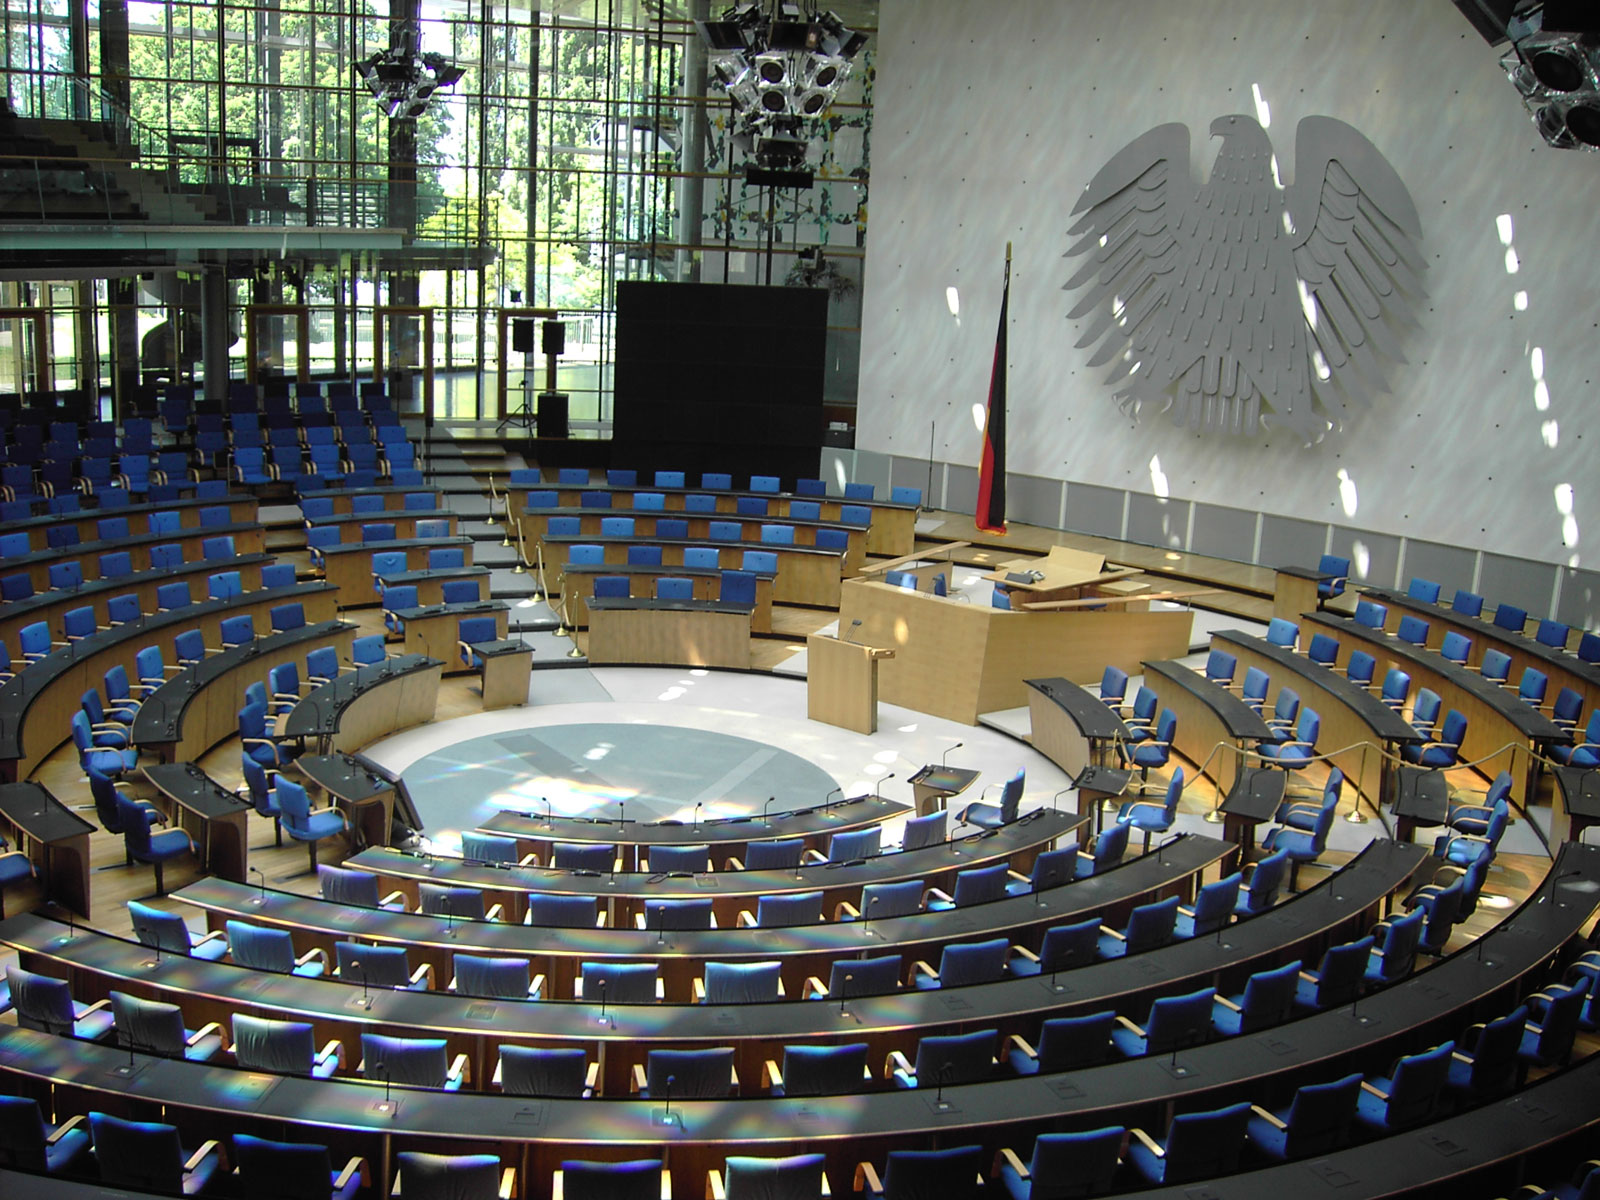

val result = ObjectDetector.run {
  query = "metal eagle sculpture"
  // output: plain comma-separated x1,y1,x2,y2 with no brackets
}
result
1065,114,1426,443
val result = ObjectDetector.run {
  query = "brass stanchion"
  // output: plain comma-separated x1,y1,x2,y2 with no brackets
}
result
484,471,499,527
1345,744,1370,823
510,515,528,573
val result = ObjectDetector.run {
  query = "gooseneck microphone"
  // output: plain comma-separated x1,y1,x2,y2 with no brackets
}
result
942,742,964,767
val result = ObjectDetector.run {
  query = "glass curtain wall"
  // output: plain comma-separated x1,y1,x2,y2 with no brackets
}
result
0,0,873,426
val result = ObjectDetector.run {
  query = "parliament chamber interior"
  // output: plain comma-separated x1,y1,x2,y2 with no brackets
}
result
2,1,1600,1198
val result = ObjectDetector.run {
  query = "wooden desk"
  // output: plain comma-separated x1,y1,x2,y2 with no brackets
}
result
319,485,439,515
399,601,509,671
5,522,266,595
906,765,980,817
586,598,752,669
127,612,352,765
378,565,492,606
320,536,474,607
0,782,94,918
543,534,843,607
141,762,253,884
560,563,775,633
283,654,442,757
840,579,1191,725
480,795,912,872
476,639,532,709
807,633,892,734
1142,658,1274,799
3,587,340,782
306,511,459,543
0,493,258,553
1272,564,1333,622
982,545,1139,606
296,754,403,851
1305,611,1569,803
1210,629,1420,813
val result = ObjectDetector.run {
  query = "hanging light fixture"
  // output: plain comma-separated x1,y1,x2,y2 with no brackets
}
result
698,1,869,185
355,20,466,120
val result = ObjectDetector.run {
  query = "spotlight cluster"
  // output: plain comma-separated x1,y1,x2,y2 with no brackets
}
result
698,2,868,174
1501,5,1600,149
355,21,465,121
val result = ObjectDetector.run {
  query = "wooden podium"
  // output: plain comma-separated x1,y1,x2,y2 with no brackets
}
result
807,634,894,734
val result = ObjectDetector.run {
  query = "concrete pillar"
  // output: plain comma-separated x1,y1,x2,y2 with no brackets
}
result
201,269,230,401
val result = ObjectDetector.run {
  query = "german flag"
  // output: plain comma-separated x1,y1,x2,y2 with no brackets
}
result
975,245,1010,535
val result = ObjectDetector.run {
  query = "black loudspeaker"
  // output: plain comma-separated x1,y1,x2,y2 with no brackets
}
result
542,320,566,356
537,391,569,439
511,319,534,352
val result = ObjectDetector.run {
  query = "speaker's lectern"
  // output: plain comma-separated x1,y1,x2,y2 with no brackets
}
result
807,634,895,734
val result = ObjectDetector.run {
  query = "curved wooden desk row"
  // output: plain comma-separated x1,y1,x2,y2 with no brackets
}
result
343,808,1086,928
0,492,258,553
3,844,1594,1196
193,835,1229,1006
558,562,776,633
394,599,509,670
281,653,444,757
1141,659,1274,802
304,510,459,543
319,535,474,607
4,521,265,595
517,507,867,577
2,841,1423,1094
1358,585,1600,713
1210,630,1420,810
479,795,912,869
1304,611,1569,803
507,481,916,557
584,596,755,669
0,582,340,782
0,552,273,653
3,1053,1595,1200
540,533,843,609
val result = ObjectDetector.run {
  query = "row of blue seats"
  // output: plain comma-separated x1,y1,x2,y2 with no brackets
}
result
527,489,873,526
550,516,847,548
511,466,922,507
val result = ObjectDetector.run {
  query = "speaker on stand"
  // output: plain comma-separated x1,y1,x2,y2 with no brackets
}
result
497,319,538,435
537,320,568,439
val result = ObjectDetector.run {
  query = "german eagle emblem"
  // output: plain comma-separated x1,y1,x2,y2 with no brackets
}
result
1065,115,1426,442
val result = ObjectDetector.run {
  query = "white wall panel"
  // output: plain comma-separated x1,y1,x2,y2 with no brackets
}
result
859,0,1598,569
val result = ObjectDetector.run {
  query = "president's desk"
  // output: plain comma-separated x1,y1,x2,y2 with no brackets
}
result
838,578,1192,725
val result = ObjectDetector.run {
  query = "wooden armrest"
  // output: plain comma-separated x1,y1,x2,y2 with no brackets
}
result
806,976,828,998
1100,924,1126,941
801,849,826,864
296,947,329,970
192,929,227,949
855,1162,882,1196
45,1114,86,1143
1360,1080,1389,1098
519,852,540,866
1298,970,1318,983
381,889,409,910
185,1140,223,1173
1214,995,1242,1012
1006,1033,1037,1060
632,1062,648,1092
484,903,505,923
529,973,546,998
1010,945,1040,963
586,1060,600,1092
1452,1051,1476,1064
499,1168,516,1200
79,999,113,1016
410,963,434,988
1129,1128,1165,1158
1114,1015,1145,1037
724,856,745,871
447,1053,471,1085
1177,904,1196,918
693,978,707,1002
1249,1105,1286,1130
736,910,757,927
317,1039,344,1070
994,1147,1029,1179
728,1064,740,1092
764,1059,783,1090
834,900,860,921
634,912,647,929
708,1169,726,1200
335,1157,370,1190
885,1049,914,1079
923,887,954,906
187,1021,227,1047
908,960,937,984
1005,869,1030,884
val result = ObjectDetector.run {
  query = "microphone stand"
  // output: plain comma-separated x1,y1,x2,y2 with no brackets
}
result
250,866,267,906
596,978,609,1028
762,796,779,824
351,960,371,1010
839,974,853,1016
862,894,881,939
941,742,964,767
656,1073,678,1127
932,1061,954,1112
875,773,896,801
372,1061,396,1115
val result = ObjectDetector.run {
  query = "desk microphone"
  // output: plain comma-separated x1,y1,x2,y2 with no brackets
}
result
862,894,881,940
655,906,666,946
840,974,853,1016
541,798,553,827
596,978,609,1027
1156,833,1181,863
844,619,862,645
660,1074,677,1125
693,802,703,831
373,1061,394,1112
825,787,843,810
249,866,267,906
941,742,964,767
933,1060,954,1112
874,773,896,801
762,796,779,824
351,959,372,1009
